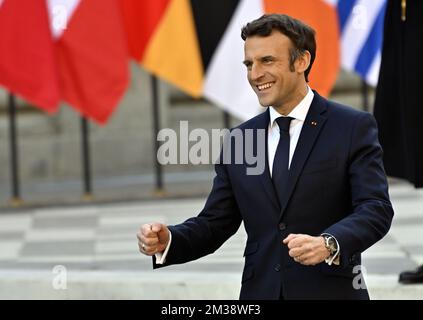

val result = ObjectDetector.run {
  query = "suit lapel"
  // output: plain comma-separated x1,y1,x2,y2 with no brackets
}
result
278,92,328,219
254,109,281,210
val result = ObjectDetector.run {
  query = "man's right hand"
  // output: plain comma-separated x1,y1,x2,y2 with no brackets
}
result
137,222,170,256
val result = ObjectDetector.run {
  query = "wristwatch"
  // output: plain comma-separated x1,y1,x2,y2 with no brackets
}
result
323,235,338,256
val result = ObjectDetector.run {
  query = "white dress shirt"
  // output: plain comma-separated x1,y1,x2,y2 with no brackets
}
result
268,87,314,176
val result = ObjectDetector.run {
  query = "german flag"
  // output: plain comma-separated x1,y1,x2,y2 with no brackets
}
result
121,0,340,120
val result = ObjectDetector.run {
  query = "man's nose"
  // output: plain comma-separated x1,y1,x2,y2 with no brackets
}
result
250,64,264,81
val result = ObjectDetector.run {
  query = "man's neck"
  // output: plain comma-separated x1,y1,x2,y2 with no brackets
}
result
273,84,308,115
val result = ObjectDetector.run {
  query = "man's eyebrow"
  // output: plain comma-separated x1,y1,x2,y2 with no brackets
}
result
261,55,275,60
242,59,252,65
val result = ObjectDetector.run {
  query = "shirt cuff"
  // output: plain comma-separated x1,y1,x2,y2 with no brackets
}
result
321,233,340,266
154,231,172,264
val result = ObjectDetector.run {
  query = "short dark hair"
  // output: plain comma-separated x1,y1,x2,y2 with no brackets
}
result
241,14,316,82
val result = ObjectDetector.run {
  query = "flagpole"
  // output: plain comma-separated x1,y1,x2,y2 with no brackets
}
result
80,117,93,200
151,75,165,196
8,93,22,206
223,111,231,129
361,80,369,113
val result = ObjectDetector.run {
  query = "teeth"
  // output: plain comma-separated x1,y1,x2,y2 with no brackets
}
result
257,83,273,91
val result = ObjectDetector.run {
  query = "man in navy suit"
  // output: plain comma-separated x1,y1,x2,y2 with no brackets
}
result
137,14,394,300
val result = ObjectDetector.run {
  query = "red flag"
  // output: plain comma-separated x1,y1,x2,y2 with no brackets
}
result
0,0,59,112
54,0,129,124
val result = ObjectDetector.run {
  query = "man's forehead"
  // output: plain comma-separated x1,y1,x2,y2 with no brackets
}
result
244,32,291,58
245,30,291,43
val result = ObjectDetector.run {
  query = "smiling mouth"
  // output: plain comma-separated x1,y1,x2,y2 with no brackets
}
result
256,82,274,91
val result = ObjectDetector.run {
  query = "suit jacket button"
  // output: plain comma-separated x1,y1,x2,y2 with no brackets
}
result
278,223,287,231
274,264,281,272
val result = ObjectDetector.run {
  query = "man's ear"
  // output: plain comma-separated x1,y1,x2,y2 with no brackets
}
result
295,50,311,75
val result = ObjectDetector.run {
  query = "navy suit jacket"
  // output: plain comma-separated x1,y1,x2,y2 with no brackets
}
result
154,92,394,300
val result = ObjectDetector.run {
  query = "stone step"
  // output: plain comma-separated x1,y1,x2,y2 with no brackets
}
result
0,270,421,300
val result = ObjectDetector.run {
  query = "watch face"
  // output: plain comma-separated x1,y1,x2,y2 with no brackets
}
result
325,236,337,254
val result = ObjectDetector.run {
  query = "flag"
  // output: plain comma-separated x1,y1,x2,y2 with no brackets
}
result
120,0,170,61
337,0,387,86
123,0,386,121
47,0,129,124
0,0,59,112
121,0,209,98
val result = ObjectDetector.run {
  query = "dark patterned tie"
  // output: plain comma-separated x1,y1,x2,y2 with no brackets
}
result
272,117,293,199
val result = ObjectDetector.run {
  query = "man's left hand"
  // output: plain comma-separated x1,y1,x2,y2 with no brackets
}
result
283,234,330,265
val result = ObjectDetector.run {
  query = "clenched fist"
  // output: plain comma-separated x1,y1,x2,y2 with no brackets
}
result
283,234,330,266
137,222,170,256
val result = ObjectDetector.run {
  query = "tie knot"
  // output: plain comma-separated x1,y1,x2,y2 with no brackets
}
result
275,117,293,133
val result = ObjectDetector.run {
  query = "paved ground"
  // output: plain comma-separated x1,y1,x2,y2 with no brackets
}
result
0,177,423,299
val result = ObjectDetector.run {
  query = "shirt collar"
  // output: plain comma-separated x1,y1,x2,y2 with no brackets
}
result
269,86,314,127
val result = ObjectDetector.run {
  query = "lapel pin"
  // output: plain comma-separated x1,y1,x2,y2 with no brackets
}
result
311,121,317,126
